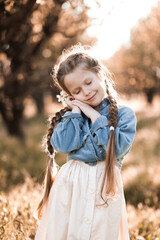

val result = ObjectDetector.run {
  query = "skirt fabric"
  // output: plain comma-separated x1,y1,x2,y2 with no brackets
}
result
35,159,130,240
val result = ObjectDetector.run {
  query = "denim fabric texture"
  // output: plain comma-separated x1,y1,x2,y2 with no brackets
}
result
50,97,137,169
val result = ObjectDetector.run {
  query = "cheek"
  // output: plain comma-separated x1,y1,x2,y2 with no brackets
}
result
98,81,106,93
72,94,86,103
71,94,81,101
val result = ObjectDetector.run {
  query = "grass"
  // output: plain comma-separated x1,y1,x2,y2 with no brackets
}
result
0,95,160,239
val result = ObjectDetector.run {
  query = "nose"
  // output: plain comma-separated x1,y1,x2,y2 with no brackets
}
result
83,87,91,96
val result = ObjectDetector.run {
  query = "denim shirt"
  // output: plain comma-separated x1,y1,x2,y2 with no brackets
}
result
50,97,137,169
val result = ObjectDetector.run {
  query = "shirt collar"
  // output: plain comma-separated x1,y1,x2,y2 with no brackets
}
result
100,97,110,111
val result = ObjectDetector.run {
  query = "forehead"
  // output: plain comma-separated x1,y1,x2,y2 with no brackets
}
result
63,65,97,92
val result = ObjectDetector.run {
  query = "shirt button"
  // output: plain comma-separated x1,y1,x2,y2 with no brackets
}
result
89,188,95,194
99,150,103,154
86,218,91,224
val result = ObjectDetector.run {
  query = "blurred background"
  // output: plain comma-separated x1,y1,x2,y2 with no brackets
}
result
0,0,160,239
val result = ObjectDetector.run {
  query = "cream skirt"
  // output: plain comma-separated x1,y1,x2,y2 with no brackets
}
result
34,159,130,240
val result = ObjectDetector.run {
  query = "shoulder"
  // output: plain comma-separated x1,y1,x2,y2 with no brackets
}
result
118,105,136,116
117,105,137,122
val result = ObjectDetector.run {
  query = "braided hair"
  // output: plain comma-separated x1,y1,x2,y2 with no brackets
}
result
36,44,119,219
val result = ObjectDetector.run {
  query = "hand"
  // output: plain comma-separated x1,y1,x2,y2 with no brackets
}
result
65,96,81,114
72,100,101,123
65,96,75,109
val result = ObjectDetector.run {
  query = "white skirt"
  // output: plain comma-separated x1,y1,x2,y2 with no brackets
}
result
34,159,130,240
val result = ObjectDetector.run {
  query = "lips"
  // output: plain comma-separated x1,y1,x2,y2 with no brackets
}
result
88,93,96,101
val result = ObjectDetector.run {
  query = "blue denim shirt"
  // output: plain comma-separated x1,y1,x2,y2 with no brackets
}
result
50,97,137,169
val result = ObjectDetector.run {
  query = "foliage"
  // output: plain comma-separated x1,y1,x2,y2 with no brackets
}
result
0,176,39,240
106,2,160,103
0,112,67,192
0,0,94,138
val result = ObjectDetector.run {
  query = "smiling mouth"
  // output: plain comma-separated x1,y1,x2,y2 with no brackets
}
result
88,93,96,101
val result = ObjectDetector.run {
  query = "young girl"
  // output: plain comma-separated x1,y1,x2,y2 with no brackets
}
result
34,44,137,240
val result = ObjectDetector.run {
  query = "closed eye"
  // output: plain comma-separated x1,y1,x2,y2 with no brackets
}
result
75,89,80,94
74,80,92,94
86,81,92,85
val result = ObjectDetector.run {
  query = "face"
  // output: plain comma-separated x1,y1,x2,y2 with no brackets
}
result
63,64,107,110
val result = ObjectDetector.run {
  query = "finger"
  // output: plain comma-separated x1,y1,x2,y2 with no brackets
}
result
72,102,82,109
72,102,80,107
71,101,79,105
72,100,79,103
72,100,83,105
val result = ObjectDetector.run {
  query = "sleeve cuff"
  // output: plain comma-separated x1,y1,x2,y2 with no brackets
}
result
62,111,84,122
90,116,109,133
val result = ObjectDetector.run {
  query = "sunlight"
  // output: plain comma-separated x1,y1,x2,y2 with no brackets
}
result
87,0,160,60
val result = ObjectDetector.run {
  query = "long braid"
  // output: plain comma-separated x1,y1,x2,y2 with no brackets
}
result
97,83,119,207
106,87,118,188
36,107,69,219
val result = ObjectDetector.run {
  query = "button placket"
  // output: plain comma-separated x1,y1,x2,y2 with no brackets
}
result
82,166,97,240
86,218,91,224
89,187,95,194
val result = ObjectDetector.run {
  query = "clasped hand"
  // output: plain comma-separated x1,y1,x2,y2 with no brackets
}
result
65,96,101,124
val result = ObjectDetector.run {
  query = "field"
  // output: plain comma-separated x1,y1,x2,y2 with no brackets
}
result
0,94,160,239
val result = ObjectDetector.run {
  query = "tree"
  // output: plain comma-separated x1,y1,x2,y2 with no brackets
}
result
105,2,160,103
0,0,93,139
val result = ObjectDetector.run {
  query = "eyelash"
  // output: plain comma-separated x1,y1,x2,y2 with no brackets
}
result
74,81,92,94
87,81,91,85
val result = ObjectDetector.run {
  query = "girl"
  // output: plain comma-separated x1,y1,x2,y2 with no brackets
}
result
34,44,137,240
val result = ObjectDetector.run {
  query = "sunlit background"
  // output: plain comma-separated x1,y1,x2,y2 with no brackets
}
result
0,0,160,239
87,0,160,59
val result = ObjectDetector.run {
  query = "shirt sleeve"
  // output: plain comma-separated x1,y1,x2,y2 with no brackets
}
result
50,111,84,153
90,106,137,159
90,115,109,147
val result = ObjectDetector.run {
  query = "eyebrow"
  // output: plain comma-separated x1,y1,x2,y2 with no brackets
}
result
71,78,91,92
